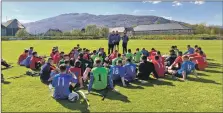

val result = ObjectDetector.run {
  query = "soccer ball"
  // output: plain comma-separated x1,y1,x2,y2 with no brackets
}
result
68,92,79,102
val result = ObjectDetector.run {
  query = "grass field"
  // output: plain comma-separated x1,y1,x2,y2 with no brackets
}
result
1,40,223,112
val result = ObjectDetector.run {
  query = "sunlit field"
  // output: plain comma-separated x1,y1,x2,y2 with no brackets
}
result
1,40,222,112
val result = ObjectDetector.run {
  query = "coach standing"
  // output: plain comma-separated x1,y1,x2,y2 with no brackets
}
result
122,32,129,54
108,31,115,54
114,31,121,52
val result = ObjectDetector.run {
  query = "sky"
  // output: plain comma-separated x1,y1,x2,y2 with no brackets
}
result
1,1,223,26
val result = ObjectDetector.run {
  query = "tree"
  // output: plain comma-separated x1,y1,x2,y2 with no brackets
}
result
85,25,99,36
210,28,216,35
155,21,160,24
99,27,109,37
63,31,71,36
71,30,82,36
15,29,29,37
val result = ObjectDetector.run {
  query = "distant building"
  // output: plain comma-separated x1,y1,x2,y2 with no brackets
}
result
1,24,6,36
44,29,62,36
133,23,194,35
109,27,134,36
2,19,26,36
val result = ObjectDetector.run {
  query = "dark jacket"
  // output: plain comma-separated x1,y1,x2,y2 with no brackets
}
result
138,61,158,80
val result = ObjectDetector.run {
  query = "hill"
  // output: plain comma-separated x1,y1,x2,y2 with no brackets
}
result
24,13,179,34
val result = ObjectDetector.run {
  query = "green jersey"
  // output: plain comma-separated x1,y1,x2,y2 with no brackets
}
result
112,57,122,65
91,54,99,61
58,59,65,65
126,53,133,60
94,56,103,63
134,51,142,63
91,67,108,90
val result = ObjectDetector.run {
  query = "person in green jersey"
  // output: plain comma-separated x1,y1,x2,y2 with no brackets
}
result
87,59,115,94
91,50,99,62
125,49,133,61
58,55,69,65
94,52,103,64
134,48,142,63
112,53,122,65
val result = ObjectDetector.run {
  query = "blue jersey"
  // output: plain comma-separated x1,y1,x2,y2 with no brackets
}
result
29,50,33,56
177,61,195,76
109,65,125,81
184,47,195,55
141,50,149,57
123,63,137,81
24,56,32,68
52,74,77,100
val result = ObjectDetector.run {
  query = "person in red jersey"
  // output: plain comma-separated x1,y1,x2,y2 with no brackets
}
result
50,47,56,58
152,56,165,77
69,60,83,88
109,50,118,61
156,51,165,66
168,51,183,70
18,49,29,66
83,49,90,60
190,51,208,71
30,52,44,70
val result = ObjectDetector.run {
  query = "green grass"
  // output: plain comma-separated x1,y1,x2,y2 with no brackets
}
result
1,40,222,112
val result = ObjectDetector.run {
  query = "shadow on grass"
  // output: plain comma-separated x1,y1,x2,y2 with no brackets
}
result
187,77,221,85
1,81,11,84
114,82,144,89
131,79,175,87
207,62,223,69
56,99,90,112
207,59,215,61
7,75,26,79
205,69,223,74
197,72,209,76
90,91,130,103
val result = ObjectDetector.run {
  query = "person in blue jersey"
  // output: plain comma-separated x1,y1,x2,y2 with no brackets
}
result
109,60,126,87
114,31,121,51
28,47,34,56
168,55,198,81
122,32,129,54
40,58,54,85
51,64,78,100
141,48,149,57
24,55,32,68
123,58,137,83
108,31,115,54
184,45,195,55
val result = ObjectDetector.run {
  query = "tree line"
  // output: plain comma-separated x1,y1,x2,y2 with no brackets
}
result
15,23,222,37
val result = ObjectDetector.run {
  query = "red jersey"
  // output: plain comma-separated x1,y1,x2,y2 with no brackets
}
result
69,67,82,80
18,53,28,64
172,56,183,66
152,60,165,77
194,55,207,70
109,53,117,60
53,54,60,64
30,56,41,70
83,53,89,60
159,56,165,66
188,53,199,57
50,52,55,58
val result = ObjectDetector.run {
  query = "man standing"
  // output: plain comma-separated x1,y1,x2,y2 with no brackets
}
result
114,31,121,51
122,32,129,54
108,31,115,55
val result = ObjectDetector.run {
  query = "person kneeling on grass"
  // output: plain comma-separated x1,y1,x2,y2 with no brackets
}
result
87,59,116,95
109,60,126,87
51,64,78,100
40,58,54,85
123,58,137,83
168,55,198,81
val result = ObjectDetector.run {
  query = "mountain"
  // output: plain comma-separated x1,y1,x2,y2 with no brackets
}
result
24,13,179,34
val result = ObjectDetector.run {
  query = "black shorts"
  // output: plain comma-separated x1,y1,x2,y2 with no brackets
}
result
174,72,183,78
195,64,199,70
115,42,119,46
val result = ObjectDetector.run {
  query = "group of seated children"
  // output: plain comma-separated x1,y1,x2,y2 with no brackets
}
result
17,44,208,100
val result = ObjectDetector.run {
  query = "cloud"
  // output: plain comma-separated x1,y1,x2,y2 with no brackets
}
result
142,0,161,4
194,1,205,5
132,9,156,15
13,9,20,12
162,16,173,20
172,1,182,6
